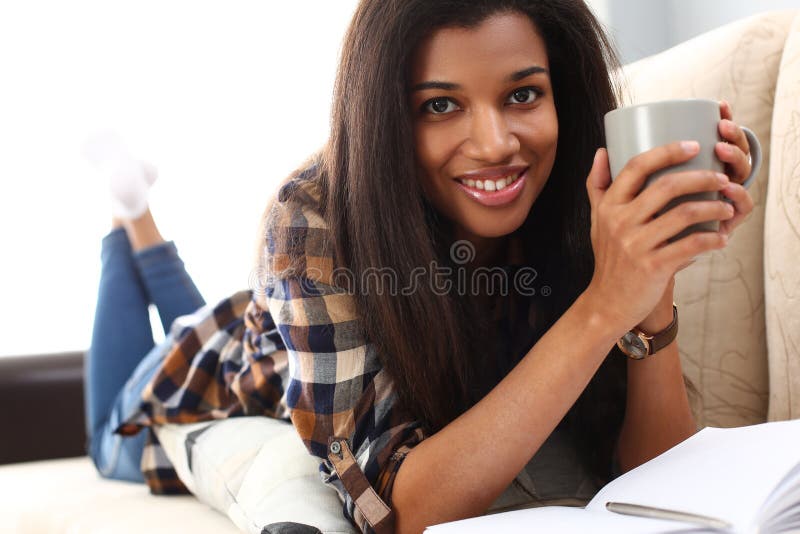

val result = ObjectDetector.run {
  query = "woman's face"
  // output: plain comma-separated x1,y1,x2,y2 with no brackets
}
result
410,11,558,243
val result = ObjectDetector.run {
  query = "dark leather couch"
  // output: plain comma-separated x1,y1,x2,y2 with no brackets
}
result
0,351,87,464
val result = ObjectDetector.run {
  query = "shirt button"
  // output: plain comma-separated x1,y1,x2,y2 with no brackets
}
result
330,441,342,455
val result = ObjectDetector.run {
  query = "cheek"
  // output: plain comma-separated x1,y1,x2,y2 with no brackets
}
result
517,112,558,160
414,123,462,180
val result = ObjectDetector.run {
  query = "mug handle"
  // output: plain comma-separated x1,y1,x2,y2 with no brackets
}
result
739,126,762,190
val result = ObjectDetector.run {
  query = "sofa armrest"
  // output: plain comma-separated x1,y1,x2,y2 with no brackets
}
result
0,351,87,464
765,11,800,421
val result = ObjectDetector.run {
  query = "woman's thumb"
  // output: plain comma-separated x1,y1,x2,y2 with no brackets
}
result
586,148,611,209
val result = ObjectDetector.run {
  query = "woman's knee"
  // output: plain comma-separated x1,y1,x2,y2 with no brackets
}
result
88,427,146,483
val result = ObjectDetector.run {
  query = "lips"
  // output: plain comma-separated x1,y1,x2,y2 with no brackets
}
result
454,166,529,207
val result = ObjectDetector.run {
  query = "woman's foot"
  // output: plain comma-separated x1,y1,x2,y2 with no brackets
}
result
84,130,165,251
83,129,158,220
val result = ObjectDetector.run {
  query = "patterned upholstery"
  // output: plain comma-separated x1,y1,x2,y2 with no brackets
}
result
621,10,800,427
765,13,800,422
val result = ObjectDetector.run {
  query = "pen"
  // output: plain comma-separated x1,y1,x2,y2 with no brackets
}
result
605,501,733,531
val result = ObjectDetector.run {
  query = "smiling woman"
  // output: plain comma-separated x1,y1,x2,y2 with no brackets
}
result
71,1,759,533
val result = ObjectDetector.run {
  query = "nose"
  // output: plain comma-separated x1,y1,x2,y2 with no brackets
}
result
462,106,519,164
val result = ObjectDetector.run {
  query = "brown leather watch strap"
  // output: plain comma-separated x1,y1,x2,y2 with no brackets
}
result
647,303,679,355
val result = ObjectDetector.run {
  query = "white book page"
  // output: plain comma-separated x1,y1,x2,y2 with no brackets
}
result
758,462,800,528
424,505,698,534
586,419,800,532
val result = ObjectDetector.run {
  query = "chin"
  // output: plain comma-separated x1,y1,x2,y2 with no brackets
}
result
460,210,528,239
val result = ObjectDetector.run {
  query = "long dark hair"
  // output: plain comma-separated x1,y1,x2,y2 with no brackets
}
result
276,0,626,484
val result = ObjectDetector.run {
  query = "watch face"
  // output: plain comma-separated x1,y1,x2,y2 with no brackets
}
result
621,331,648,358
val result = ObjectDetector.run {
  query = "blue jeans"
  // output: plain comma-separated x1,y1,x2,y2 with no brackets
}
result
85,228,205,482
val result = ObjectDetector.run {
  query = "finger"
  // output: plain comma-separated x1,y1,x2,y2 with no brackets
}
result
718,182,755,237
675,257,697,273
637,199,734,250
719,100,733,121
719,119,750,155
608,140,700,205
652,230,728,273
630,169,729,225
586,148,610,211
715,141,751,184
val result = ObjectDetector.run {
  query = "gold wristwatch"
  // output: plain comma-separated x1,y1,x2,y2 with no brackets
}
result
616,303,679,360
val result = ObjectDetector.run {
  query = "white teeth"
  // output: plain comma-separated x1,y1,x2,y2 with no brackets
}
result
458,172,522,190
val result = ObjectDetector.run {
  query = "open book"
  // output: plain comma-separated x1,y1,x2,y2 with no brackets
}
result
426,419,800,533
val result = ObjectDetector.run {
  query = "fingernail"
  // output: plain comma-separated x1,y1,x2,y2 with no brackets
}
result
716,172,730,185
681,141,700,154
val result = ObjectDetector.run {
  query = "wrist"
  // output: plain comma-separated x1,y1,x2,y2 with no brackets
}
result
577,288,630,343
636,284,675,334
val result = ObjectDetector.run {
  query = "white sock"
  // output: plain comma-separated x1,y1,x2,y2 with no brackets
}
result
82,130,158,219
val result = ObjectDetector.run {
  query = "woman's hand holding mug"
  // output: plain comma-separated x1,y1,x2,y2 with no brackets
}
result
584,99,761,333
716,100,757,240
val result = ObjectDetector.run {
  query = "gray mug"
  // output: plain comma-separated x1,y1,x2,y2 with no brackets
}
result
604,98,762,242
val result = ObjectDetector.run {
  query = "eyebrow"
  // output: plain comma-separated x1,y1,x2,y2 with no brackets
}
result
410,65,549,92
509,65,548,81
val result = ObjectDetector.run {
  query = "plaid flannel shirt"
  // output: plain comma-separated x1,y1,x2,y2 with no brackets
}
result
119,163,537,533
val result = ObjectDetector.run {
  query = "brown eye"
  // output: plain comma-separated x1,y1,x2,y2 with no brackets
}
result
423,97,458,114
507,87,541,105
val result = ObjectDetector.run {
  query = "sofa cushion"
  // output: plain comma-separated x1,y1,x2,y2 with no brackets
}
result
621,10,797,427
154,417,357,534
764,12,800,421
0,456,240,534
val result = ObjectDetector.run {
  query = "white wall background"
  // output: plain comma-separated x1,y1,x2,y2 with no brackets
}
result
0,0,358,356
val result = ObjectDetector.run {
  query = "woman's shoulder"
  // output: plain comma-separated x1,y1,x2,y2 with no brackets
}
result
258,155,338,286
269,156,328,231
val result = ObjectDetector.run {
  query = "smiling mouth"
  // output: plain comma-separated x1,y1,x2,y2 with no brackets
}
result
452,166,529,207
455,171,525,192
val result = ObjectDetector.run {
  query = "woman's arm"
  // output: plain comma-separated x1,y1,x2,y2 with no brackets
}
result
616,278,697,473
392,288,626,534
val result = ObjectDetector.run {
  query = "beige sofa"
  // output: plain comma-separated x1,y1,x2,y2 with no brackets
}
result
1,10,798,534
622,9,800,427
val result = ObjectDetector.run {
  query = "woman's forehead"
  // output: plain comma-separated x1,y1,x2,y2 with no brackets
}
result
410,12,550,84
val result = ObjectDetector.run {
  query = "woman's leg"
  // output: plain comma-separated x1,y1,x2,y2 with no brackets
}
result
85,209,204,481
86,210,206,482
85,222,156,481
86,223,154,435
128,209,206,333
84,133,163,438
82,135,199,481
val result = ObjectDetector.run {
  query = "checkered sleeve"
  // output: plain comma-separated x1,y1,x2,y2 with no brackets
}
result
262,175,425,534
